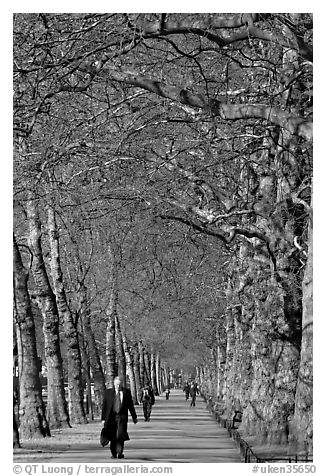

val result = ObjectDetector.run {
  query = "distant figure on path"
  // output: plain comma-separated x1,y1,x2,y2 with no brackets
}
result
101,376,138,459
165,387,170,400
148,384,155,400
183,381,190,401
140,385,155,421
189,382,199,407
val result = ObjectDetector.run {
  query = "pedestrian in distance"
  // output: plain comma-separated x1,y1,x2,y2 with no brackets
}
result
189,382,199,407
101,376,138,459
183,381,190,401
148,384,155,400
140,385,155,422
165,387,170,400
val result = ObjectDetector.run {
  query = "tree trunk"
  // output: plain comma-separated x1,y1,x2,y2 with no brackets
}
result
105,245,118,387
290,217,313,454
240,272,300,446
122,336,138,403
138,342,146,388
150,348,158,395
223,278,237,415
26,197,70,429
78,284,106,416
143,349,151,386
79,335,93,420
13,405,21,448
155,354,162,394
47,205,87,424
131,344,141,402
13,234,50,439
216,324,227,400
106,307,116,387
162,363,168,389
115,314,126,386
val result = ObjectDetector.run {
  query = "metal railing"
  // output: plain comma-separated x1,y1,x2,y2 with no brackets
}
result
203,394,313,463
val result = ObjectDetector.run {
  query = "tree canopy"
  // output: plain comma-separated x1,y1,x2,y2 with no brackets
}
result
13,13,313,451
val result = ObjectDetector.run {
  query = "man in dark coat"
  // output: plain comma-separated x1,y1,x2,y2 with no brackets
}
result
189,381,199,406
140,385,155,421
101,376,138,459
183,381,190,401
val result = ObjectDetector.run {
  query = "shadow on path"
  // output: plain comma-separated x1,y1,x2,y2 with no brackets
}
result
14,390,242,463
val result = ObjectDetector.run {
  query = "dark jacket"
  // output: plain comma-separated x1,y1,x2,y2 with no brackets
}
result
140,387,155,406
101,388,137,442
183,383,190,394
189,384,199,397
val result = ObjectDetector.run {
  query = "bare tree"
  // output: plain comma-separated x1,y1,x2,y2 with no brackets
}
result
13,234,50,438
26,197,70,429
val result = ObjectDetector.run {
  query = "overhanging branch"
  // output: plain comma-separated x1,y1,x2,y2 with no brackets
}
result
100,68,312,141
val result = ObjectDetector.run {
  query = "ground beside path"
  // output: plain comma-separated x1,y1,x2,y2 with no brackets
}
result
14,389,242,463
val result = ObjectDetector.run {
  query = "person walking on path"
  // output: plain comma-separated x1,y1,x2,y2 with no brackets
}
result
165,387,170,400
101,376,138,459
189,382,199,407
183,381,190,401
140,385,155,421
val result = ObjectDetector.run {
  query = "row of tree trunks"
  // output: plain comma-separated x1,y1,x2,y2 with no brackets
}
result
197,223,311,452
14,198,108,441
47,205,87,424
26,197,70,430
14,204,179,441
196,139,311,449
78,283,106,417
118,332,165,403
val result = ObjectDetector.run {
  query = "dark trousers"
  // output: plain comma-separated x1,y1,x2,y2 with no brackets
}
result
110,439,124,457
190,395,196,406
109,412,124,457
143,401,152,421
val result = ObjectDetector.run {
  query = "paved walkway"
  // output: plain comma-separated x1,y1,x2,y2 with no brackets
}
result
47,389,241,463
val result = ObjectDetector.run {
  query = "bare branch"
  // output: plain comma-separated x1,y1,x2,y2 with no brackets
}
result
100,68,312,141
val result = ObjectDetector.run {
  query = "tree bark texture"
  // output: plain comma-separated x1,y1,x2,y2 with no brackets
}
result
47,206,87,424
150,348,158,395
122,335,138,403
115,314,126,386
143,350,151,386
13,235,50,439
155,354,162,394
78,284,106,416
290,218,313,454
13,405,21,448
131,344,141,402
237,271,301,446
105,245,118,386
138,342,146,388
26,198,70,429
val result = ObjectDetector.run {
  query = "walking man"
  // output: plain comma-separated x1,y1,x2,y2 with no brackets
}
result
189,382,199,407
140,385,155,421
101,376,138,459
183,381,190,401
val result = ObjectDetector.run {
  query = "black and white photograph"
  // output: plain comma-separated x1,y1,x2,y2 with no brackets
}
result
12,7,316,473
